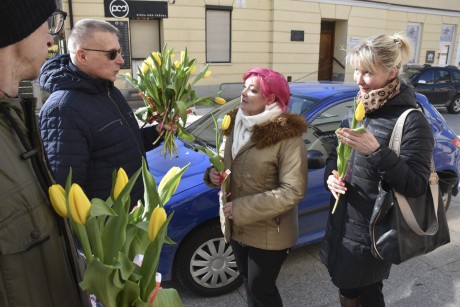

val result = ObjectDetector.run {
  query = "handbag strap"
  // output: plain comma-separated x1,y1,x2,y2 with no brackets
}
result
389,108,439,235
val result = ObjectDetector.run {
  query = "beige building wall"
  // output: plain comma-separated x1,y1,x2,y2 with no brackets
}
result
61,0,460,98
380,0,460,11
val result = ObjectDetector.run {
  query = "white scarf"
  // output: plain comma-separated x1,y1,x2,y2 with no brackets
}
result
232,103,283,159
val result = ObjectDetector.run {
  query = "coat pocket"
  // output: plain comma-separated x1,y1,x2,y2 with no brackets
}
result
0,204,52,255
97,118,123,132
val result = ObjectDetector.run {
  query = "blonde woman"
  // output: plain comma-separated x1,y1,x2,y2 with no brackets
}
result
321,33,434,306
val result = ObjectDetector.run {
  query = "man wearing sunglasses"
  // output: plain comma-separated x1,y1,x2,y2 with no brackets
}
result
39,19,169,205
0,1,87,306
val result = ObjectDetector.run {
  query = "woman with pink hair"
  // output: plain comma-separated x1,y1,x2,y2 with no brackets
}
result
205,67,308,306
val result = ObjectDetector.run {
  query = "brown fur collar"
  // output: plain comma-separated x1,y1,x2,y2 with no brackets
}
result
223,109,307,149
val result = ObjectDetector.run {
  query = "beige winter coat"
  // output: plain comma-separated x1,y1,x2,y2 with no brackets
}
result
217,109,308,250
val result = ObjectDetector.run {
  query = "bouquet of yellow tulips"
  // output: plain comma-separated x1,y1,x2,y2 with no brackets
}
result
48,158,189,307
124,45,224,159
331,99,365,214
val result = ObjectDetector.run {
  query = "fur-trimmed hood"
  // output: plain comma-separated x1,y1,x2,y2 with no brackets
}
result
223,108,308,149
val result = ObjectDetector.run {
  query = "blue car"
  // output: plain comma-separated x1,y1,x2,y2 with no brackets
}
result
146,82,460,296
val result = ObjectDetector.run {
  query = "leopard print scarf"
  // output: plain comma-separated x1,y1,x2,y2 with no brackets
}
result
356,78,401,114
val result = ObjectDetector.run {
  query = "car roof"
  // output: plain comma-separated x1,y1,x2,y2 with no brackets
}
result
289,81,358,99
288,81,429,112
404,64,459,71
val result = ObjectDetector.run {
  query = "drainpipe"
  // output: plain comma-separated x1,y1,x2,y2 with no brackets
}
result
68,0,74,28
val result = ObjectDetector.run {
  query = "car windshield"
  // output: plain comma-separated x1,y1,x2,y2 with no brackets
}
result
186,95,320,148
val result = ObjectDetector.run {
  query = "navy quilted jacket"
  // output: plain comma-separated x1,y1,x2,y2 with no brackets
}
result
39,54,160,203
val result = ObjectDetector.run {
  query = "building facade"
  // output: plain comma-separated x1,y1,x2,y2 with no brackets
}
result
58,0,460,99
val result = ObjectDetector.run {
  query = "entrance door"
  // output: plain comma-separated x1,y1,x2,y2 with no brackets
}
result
318,21,335,81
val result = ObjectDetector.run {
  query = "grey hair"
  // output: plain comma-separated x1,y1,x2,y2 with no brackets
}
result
346,33,413,75
68,19,119,53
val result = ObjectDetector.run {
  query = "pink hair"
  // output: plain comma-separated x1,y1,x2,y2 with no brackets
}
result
242,67,290,111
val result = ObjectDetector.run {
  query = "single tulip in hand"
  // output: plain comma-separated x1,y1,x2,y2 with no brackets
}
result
194,114,232,203
331,100,366,214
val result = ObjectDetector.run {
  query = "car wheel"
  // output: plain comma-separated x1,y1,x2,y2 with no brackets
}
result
447,95,460,114
441,186,452,211
174,222,242,296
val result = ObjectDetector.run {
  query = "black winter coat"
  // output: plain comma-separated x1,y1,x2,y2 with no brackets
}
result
320,83,434,289
39,54,160,203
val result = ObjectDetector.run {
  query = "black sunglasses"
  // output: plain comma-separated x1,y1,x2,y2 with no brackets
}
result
82,48,122,60
48,9,67,35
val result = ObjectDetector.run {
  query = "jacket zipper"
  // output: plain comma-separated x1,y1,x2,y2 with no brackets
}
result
274,216,280,232
107,89,144,156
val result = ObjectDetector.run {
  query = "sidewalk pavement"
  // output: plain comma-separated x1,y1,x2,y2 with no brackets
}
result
165,193,460,307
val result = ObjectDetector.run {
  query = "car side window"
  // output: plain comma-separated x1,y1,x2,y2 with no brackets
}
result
453,71,460,82
303,99,354,158
437,69,451,84
419,70,435,84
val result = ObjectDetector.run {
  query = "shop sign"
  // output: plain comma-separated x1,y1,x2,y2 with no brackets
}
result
104,0,168,19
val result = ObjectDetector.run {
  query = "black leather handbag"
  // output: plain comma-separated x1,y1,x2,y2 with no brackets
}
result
369,109,450,265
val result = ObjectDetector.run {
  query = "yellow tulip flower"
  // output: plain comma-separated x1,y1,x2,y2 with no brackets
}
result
174,60,181,69
48,184,68,218
48,44,59,52
221,114,231,130
141,62,149,75
214,97,226,105
69,183,91,225
204,71,212,78
113,168,129,200
152,52,161,65
355,102,365,121
145,57,154,68
148,206,167,241
158,166,181,195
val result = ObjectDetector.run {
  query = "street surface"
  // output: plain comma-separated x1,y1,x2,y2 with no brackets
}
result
164,107,460,307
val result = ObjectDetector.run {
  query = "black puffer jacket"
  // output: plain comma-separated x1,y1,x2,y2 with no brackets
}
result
320,83,434,289
39,54,160,202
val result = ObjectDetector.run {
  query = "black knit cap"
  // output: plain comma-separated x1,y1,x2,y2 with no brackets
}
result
0,0,57,48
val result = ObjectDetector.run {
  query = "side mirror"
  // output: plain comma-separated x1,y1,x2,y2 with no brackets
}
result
307,150,326,169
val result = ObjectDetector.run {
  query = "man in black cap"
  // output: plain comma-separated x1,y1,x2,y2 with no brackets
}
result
0,0,88,306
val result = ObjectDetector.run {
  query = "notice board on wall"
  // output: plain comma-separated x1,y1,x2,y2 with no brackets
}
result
107,20,131,69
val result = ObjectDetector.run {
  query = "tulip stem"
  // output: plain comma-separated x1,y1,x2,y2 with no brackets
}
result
331,194,340,215
76,223,93,262
86,217,103,260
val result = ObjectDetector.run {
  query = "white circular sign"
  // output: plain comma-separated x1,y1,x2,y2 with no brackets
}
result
110,0,129,18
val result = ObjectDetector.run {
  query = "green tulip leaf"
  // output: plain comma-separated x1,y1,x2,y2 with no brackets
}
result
90,198,116,217
139,213,173,300
118,251,136,282
159,164,190,206
117,279,140,307
79,259,124,307
178,127,195,142
150,288,183,307
209,155,224,172
141,158,160,220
